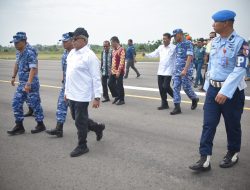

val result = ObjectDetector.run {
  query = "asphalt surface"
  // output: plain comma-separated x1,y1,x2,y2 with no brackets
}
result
0,60,250,190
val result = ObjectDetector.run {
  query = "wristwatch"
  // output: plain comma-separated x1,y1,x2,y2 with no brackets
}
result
94,98,100,101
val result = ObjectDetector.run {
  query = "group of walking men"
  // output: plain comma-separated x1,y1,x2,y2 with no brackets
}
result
6,9,249,173
144,30,199,114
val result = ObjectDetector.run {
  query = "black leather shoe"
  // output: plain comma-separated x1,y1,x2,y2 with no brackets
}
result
116,100,125,105
70,146,89,157
189,156,211,171
157,105,169,110
7,123,25,135
191,98,199,110
24,107,34,117
31,122,46,134
112,97,119,104
96,124,105,141
219,151,239,168
170,103,181,115
136,74,141,78
102,99,110,103
45,122,63,137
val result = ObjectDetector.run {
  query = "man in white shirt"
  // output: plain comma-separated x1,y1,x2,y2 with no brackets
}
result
64,27,103,157
143,33,176,110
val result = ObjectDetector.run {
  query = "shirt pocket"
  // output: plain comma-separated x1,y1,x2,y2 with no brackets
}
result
226,49,234,59
75,56,89,71
226,49,236,68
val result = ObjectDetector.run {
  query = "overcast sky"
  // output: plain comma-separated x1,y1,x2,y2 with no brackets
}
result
0,0,249,46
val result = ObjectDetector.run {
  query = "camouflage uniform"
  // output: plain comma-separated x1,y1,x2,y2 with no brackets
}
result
56,50,69,124
173,39,198,103
13,44,44,123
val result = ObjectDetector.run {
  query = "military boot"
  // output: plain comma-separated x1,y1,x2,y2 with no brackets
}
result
24,107,34,117
189,155,211,171
45,122,63,137
7,121,25,135
31,121,46,134
191,98,199,110
170,103,181,115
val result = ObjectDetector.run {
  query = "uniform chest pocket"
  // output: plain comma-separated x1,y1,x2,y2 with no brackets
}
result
226,49,234,59
19,61,30,72
177,48,185,57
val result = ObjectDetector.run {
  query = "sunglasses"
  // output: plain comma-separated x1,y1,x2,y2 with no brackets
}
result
73,37,85,41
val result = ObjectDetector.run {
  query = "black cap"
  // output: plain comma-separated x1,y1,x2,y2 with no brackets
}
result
72,27,89,38
197,38,204,42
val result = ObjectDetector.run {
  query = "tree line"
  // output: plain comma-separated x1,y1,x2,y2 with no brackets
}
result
1,39,249,54
0,40,162,54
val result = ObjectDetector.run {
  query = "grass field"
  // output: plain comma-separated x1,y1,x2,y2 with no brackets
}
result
0,52,159,62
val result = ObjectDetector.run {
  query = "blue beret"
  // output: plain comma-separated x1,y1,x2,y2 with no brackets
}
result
10,31,27,43
212,10,236,22
171,29,183,37
59,32,73,42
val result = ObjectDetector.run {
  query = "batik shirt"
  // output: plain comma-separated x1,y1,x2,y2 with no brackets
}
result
101,49,112,76
111,46,126,75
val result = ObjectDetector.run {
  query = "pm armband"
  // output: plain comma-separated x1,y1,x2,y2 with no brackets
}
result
236,56,249,68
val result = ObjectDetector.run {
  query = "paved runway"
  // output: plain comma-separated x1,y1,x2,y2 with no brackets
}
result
0,60,250,190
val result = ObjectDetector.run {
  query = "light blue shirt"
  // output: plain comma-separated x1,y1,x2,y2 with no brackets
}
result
204,31,248,99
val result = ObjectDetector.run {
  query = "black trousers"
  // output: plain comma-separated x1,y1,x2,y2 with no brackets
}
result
108,74,125,101
157,75,173,105
102,75,110,100
68,100,101,147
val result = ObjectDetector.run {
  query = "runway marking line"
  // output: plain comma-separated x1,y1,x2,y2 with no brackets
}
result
1,80,249,111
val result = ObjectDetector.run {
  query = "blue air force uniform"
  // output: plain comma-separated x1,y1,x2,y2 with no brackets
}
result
200,12,248,156
12,38,44,123
189,10,248,171
54,32,74,124
200,31,248,156
172,37,198,103
56,49,69,124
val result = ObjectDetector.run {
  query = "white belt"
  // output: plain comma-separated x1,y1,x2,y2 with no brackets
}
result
210,80,224,88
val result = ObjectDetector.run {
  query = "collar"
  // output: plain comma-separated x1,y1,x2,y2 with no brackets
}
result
114,45,121,51
214,30,236,43
74,45,88,53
